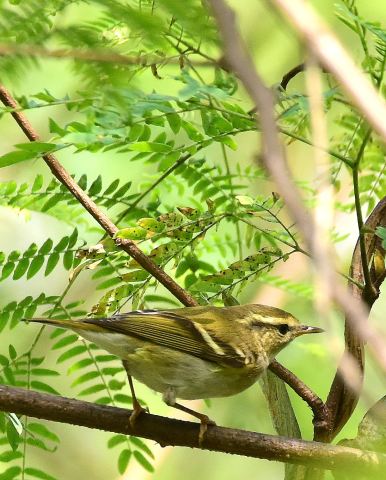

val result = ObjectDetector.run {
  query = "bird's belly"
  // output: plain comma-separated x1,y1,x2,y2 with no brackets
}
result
126,345,262,400
74,330,262,399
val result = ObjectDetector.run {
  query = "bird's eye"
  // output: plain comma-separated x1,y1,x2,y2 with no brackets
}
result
278,324,290,335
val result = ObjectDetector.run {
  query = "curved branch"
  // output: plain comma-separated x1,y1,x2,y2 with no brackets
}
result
326,196,386,439
280,63,305,90
0,385,384,473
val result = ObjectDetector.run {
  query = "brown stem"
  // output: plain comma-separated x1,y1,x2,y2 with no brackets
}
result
269,361,330,438
325,196,386,440
0,85,197,308
0,385,385,473
280,63,305,90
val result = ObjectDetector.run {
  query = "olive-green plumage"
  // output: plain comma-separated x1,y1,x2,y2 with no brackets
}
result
26,304,323,404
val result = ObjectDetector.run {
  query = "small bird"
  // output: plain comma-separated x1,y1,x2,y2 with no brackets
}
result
25,304,323,443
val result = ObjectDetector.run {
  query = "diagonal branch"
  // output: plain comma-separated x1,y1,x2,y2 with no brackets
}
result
269,360,329,435
0,85,197,308
0,385,385,473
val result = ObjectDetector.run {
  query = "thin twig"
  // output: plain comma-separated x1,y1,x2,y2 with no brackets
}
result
0,43,212,67
114,151,193,225
280,63,305,90
268,360,329,434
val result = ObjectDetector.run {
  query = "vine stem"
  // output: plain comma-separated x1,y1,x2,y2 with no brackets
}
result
352,129,374,297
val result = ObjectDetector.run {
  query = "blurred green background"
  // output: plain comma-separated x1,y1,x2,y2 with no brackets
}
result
0,0,385,479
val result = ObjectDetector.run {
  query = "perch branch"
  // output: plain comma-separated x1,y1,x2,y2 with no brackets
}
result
0,385,384,473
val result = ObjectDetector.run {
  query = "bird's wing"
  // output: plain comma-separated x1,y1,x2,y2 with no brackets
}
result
84,309,245,368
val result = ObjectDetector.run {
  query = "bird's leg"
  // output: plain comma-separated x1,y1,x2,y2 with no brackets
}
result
122,360,148,427
172,402,216,446
163,387,216,446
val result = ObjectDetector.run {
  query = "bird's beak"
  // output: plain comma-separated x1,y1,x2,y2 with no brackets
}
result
296,325,324,336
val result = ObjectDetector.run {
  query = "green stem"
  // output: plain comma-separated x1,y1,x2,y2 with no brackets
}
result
278,128,354,167
209,251,297,300
235,215,301,252
115,151,193,224
221,144,243,259
352,128,373,293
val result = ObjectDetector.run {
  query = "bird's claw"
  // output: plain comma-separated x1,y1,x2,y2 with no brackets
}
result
129,401,149,429
198,416,216,447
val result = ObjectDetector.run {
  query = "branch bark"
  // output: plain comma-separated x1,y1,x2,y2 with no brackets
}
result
0,385,384,474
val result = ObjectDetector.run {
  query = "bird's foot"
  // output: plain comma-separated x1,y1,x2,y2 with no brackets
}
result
129,400,149,429
198,415,216,447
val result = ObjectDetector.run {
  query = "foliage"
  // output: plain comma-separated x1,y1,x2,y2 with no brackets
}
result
0,0,385,478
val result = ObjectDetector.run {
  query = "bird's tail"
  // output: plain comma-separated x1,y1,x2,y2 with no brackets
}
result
23,317,85,329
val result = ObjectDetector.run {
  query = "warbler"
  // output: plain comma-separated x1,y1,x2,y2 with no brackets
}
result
26,304,323,442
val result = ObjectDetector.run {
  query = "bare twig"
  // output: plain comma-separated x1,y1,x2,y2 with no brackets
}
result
0,385,385,473
269,361,329,433
280,63,305,90
0,85,197,308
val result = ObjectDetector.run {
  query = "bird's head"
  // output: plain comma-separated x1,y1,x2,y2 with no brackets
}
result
241,304,324,359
